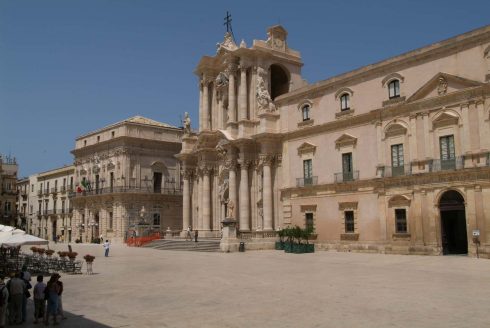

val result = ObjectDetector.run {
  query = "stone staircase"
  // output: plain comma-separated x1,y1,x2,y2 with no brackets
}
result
143,238,221,252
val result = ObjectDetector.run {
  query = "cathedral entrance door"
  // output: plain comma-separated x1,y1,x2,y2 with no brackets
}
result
439,190,467,255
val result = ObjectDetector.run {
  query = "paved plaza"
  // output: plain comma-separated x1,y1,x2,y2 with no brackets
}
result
17,243,490,328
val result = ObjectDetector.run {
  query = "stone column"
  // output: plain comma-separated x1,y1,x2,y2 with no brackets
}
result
476,100,488,151
182,170,191,232
262,155,274,231
238,66,248,121
202,167,211,231
199,81,203,131
239,160,250,231
422,113,432,159
228,161,237,220
202,80,209,130
198,171,203,230
217,95,223,130
227,65,237,124
375,121,384,177
409,114,418,161
461,103,470,153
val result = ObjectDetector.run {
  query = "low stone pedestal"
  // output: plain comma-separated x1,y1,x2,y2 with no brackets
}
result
165,228,173,239
220,218,239,252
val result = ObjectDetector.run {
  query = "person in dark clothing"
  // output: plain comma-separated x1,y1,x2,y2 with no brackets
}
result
194,230,198,243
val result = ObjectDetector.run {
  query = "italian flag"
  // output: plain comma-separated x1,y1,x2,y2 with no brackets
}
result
77,179,89,193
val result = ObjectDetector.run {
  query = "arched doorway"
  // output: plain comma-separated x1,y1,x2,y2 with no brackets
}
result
270,64,289,100
439,190,467,255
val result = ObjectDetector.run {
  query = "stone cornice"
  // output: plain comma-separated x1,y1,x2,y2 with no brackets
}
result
281,167,490,196
275,26,490,105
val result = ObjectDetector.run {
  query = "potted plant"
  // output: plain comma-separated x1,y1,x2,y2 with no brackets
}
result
45,249,55,257
283,226,294,253
30,246,38,254
37,248,46,256
67,251,78,261
57,251,68,259
83,254,95,263
302,226,315,253
275,229,285,250
292,226,305,254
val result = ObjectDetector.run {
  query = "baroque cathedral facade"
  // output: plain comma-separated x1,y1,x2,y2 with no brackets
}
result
179,25,490,257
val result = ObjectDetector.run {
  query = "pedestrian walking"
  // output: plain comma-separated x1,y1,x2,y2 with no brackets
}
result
33,275,46,324
21,265,32,323
186,226,192,241
44,273,61,326
103,240,110,257
0,275,9,328
7,272,24,325
194,230,198,243
57,276,67,320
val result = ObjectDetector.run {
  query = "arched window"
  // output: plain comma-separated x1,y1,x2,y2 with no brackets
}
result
302,104,310,121
340,94,350,111
388,80,400,99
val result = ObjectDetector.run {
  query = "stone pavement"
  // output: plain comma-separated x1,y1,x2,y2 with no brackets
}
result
16,243,490,328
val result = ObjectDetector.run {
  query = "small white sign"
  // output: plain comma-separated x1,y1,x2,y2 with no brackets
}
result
472,230,480,237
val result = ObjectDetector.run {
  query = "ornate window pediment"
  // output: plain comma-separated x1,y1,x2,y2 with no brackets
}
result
297,142,316,156
432,110,460,128
335,133,357,150
382,73,405,87
407,72,484,102
384,120,408,138
334,87,354,100
388,195,411,207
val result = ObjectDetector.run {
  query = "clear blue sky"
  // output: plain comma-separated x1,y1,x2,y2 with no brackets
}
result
1,0,489,177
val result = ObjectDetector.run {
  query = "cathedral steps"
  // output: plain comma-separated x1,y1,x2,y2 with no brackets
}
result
143,239,221,252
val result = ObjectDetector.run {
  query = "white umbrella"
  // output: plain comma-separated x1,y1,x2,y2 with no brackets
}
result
0,233,48,247
0,225,15,232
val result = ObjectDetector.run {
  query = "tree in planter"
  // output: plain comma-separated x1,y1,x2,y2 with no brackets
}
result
283,226,294,253
302,226,315,253
292,226,305,253
275,229,285,250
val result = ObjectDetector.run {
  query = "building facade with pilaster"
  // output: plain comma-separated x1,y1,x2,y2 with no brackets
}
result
179,25,490,257
0,155,18,227
69,116,183,243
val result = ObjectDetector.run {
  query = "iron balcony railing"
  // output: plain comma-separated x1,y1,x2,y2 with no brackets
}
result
430,156,464,172
296,176,318,187
382,165,413,178
37,190,42,196
334,171,359,183
69,186,183,198
51,187,58,193
43,188,50,195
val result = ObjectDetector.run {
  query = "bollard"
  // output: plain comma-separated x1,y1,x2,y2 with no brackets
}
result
239,242,245,252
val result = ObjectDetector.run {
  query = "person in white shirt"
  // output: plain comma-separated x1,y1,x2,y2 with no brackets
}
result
103,240,110,257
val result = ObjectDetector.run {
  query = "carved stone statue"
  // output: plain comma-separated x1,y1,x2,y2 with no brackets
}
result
256,67,276,112
215,72,229,89
183,112,191,135
227,200,235,219
140,206,146,221
437,77,448,96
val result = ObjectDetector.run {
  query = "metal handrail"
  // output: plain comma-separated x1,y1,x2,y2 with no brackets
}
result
296,176,318,187
69,186,183,198
334,171,359,183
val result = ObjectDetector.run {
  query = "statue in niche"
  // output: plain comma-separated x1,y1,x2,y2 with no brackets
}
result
437,77,448,96
215,72,229,89
226,199,235,219
256,67,276,112
183,112,191,135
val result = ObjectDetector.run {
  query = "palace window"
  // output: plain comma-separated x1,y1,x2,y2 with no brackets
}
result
305,213,314,231
302,104,310,121
391,144,404,176
303,159,313,184
109,212,113,230
439,135,456,170
342,153,353,181
340,94,350,111
395,209,407,233
153,213,161,226
388,80,400,99
344,210,355,233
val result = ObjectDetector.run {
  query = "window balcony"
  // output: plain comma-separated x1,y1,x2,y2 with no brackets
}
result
296,176,318,187
430,157,464,172
51,187,58,194
381,165,412,178
37,190,42,196
334,171,359,183
43,189,50,195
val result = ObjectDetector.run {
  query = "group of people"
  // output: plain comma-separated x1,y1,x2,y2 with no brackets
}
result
0,266,66,327
185,226,198,243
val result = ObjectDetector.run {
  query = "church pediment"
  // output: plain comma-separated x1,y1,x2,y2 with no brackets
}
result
407,72,484,102
335,134,357,149
297,142,316,156
432,110,460,128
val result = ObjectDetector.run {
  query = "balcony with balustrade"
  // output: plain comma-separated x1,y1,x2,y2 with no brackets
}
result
334,171,359,183
296,176,318,187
